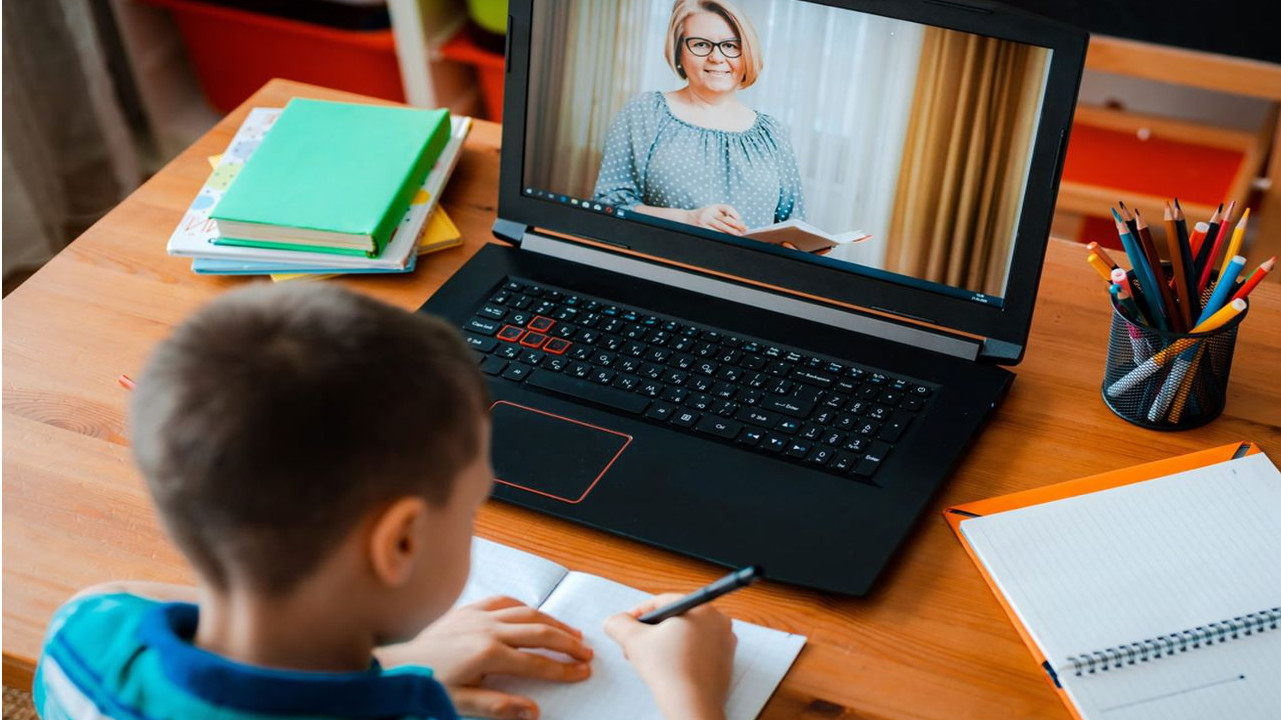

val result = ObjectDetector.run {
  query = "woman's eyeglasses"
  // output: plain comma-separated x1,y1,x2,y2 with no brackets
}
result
683,37,742,59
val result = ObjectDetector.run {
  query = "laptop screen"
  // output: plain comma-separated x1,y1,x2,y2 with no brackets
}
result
520,0,1054,308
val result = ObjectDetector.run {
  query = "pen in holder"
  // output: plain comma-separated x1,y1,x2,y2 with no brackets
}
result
1101,272,1247,430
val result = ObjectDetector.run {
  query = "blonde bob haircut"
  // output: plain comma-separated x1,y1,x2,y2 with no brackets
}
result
664,0,763,89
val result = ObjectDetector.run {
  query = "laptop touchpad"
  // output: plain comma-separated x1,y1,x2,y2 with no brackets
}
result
490,401,631,504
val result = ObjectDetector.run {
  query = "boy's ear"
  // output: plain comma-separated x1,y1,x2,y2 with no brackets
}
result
368,497,428,588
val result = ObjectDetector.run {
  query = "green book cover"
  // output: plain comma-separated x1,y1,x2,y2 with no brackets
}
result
211,98,449,256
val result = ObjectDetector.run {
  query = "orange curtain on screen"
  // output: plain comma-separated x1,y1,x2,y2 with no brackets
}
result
885,29,1049,297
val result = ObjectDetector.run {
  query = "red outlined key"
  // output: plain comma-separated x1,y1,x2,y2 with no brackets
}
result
496,325,525,342
520,332,548,349
527,316,555,333
544,338,572,355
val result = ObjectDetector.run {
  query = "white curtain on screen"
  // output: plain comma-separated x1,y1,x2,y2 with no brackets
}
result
527,0,664,196
732,3,923,267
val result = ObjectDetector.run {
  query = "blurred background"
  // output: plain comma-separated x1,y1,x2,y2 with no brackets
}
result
4,0,1280,297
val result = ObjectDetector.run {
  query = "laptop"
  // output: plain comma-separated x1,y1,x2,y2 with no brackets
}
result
421,0,1086,596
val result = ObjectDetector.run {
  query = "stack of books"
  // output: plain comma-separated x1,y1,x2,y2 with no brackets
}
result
167,98,471,279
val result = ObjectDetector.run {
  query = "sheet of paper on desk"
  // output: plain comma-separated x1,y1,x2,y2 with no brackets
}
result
454,539,806,720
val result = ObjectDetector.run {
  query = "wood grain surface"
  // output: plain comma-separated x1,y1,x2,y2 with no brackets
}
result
4,80,1280,718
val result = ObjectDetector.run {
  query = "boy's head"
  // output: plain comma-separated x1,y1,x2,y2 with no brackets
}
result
131,284,491,641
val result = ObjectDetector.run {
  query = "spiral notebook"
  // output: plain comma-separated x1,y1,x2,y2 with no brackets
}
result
948,443,1281,720
451,538,806,720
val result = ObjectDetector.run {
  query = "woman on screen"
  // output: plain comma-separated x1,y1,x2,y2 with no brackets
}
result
592,0,805,236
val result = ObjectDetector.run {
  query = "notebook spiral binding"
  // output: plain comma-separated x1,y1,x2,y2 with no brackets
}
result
1063,607,1281,676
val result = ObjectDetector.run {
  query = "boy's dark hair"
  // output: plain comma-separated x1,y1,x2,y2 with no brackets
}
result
131,284,488,595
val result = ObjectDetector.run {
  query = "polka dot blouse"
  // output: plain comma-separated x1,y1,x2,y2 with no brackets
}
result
592,91,805,229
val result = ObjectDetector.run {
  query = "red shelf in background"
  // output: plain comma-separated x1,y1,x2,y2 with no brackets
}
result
145,0,404,113
1062,124,1244,207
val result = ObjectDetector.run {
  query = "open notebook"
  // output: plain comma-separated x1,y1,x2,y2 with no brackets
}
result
453,539,806,720
958,452,1281,720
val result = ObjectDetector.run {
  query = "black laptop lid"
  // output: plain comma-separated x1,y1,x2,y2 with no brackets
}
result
497,0,1087,362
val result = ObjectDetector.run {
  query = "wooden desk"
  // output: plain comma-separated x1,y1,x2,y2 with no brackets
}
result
4,79,1280,718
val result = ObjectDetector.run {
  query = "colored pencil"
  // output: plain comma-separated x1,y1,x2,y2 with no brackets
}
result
1197,201,1236,293
1220,208,1250,276
1163,203,1194,330
1172,201,1199,315
1197,255,1246,326
1229,256,1275,303
1188,221,1210,261
1115,284,1144,326
1173,198,1190,248
1087,241,1119,271
1118,201,1140,239
1087,253,1114,282
117,374,135,390
1193,204,1223,273
1167,344,1207,423
1110,266,1149,324
1152,340,1209,422
1134,209,1182,331
1113,208,1167,330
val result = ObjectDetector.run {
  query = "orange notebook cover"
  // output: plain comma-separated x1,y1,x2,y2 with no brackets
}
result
944,440,1262,720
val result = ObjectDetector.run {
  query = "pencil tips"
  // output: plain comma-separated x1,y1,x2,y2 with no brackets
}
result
1111,207,1123,223
1239,208,1251,227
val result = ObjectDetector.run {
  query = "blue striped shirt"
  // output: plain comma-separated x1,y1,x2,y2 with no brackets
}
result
35,593,458,720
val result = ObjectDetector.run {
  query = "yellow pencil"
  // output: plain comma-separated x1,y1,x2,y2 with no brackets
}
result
1086,242,1119,270
1167,344,1206,423
1087,253,1114,282
1220,208,1250,276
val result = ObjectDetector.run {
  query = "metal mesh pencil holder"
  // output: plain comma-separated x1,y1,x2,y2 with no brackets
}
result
1101,289,1247,430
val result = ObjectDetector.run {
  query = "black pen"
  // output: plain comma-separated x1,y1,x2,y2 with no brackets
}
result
638,566,763,624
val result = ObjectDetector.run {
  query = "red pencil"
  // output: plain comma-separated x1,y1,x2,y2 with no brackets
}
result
118,374,135,390
1198,201,1236,292
1188,221,1209,258
1230,256,1276,303
1193,204,1223,273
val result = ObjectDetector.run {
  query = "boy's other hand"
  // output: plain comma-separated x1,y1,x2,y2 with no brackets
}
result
378,595,592,720
604,594,736,720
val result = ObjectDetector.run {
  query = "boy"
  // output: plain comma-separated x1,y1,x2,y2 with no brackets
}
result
35,284,736,720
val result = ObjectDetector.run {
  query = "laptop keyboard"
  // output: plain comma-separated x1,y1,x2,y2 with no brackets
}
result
459,278,937,482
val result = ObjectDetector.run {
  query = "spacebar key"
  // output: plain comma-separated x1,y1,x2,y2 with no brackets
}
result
527,371,651,414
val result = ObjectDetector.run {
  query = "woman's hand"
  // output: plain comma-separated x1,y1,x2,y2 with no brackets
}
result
780,241,833,256
686,204,748,235
604,593,737,720
377,595,593,720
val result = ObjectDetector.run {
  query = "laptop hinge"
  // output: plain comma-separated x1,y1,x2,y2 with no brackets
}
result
492,218,528,245
519,231,984,362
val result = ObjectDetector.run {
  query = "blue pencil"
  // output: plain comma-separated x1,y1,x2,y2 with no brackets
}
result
1196,255,1246,327
1113,208,1168,332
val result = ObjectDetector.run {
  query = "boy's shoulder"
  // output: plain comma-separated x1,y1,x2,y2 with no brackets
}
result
35,591,459,720
43,591,159,653
36,592,169,719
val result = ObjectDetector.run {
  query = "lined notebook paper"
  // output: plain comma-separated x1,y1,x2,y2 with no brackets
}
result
960,453,1281,720
453,539,806,720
